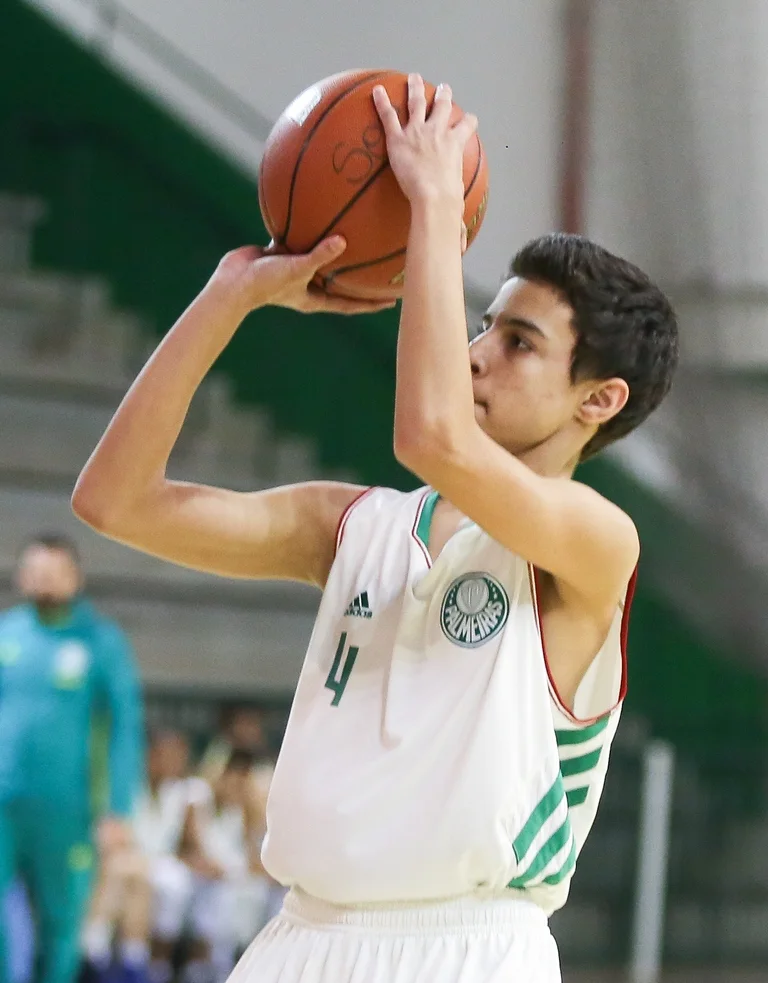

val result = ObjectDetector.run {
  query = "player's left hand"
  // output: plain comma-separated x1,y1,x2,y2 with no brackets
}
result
97,815,133,854
373,74,477,207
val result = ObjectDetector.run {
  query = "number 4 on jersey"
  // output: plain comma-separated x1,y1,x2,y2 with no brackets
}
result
325,632,358,707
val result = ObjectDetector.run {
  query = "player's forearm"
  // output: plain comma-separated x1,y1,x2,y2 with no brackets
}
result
73,283,250,525
393,196,477,461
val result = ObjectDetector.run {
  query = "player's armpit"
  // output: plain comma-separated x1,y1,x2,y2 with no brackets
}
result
72,479,365,588
397,429,638,608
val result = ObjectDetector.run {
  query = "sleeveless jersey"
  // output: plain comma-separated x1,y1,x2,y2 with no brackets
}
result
262,486,634,915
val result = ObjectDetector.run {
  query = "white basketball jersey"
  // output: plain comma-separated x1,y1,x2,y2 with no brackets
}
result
263,487,634,915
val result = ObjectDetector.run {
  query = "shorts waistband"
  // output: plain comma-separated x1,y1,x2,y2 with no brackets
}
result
281,888,548,935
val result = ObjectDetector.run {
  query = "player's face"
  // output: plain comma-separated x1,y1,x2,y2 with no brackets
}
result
16,546,82,606
470,277,589,459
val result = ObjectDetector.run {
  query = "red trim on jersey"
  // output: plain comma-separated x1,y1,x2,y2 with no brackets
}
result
411,489,434,567
334,487,376,555
529,563,636,725
618,567,637,702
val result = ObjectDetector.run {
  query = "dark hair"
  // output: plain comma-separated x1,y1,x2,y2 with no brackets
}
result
224,748,256,774
510,233,679,460
18,532,81,567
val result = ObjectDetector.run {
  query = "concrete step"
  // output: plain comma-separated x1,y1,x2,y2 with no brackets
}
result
0,483,261,589
201,375,276,476
0,372,285,490
0,585,316,695
0,272,138,383
100,592,315,693
0,194,45,272
274,433,317,485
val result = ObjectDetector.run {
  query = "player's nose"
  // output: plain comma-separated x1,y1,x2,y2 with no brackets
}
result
469,331,492,376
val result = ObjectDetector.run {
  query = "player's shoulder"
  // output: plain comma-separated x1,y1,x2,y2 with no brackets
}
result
300,482,423,586
571,478,639,551
334,484,427,544
560,477,640,599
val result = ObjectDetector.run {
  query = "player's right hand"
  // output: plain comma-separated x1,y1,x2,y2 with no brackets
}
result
207,239,397,316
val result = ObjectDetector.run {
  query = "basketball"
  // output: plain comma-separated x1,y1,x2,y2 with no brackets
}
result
258,70,489,301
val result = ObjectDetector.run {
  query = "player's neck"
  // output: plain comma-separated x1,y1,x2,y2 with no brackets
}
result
516,439,580,479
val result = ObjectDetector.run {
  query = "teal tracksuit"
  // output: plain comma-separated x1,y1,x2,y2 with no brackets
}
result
0,600,143,983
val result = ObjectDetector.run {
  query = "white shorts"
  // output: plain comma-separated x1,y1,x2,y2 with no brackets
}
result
228,889,561,983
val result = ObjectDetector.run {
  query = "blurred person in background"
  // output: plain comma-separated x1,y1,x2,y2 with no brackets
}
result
198,706,267,783
0,534,143,983
179,750,268,983
81,729,195,983
198,709,285,933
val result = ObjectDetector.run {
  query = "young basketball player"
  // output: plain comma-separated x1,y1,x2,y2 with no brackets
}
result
72,75,678,982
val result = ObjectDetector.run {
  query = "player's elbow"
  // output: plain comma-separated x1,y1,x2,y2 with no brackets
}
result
71,477,111,531
71,474,139,538
393,424,465,480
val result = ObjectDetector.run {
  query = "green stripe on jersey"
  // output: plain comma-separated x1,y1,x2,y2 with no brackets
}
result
566,785,589,807
508,819,572,888
560,747,602,778
543,834,577,886
512,775,566,861
556,716,610,746
415,491,440,550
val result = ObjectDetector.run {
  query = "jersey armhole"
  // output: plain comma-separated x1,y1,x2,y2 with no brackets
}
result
530,564,637,725
334,486,377,556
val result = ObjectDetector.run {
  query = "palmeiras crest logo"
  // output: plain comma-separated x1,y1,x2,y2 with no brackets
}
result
440,572,509,648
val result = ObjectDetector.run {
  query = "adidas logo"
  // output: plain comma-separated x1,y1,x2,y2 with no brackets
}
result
344,591,373,619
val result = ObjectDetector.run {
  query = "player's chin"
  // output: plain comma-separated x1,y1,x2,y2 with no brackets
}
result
473,401,488,424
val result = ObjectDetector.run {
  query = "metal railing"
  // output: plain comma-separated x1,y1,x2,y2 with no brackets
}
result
25,0,273,149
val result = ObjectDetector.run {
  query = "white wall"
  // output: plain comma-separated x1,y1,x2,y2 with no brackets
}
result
588,0,768,367
29,0,566,302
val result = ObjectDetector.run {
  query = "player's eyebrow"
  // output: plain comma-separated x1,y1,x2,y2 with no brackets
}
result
481,312,548,339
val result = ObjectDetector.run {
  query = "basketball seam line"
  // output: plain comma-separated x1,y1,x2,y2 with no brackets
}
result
306,158,393,253
323,245,407,284
320,136,483,285
278,71,391,246
465,134,484,201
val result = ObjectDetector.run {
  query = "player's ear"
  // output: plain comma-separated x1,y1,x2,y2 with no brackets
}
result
577,377,629,427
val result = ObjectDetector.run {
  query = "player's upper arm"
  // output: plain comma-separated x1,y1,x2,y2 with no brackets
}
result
72,478,367,588
398,427,638,607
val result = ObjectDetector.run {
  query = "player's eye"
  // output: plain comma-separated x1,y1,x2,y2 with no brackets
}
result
506,332,531,353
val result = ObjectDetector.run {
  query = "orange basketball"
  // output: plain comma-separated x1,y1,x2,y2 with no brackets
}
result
258,69,489,301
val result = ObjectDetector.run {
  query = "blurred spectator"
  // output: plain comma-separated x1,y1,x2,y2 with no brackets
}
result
199,708,286,934
179,750,268,983
0,534,143,983
82,729,195,983
199,706,268,782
